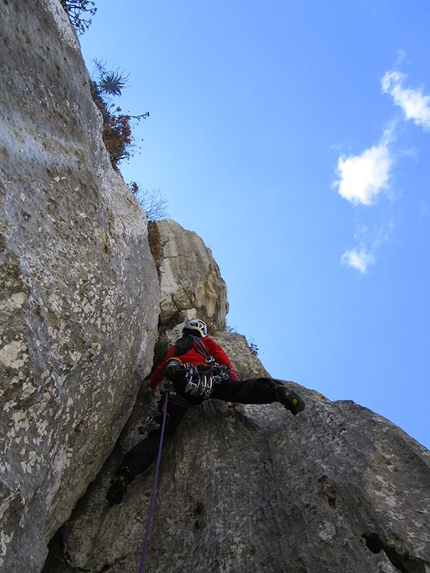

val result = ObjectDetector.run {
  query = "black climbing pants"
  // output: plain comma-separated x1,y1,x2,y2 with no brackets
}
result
120,376,281,481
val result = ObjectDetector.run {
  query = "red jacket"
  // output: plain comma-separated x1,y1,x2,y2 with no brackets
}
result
150,336,237,389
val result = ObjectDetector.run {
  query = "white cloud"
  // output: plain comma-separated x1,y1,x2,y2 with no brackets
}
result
341,247,375,273
334,64,430,272
334,134,393,206
419,201,430,218
382,70,430,130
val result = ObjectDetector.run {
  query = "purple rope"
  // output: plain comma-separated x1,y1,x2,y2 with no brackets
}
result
138,391,169,573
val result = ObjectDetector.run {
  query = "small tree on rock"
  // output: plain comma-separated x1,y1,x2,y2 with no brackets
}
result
130,183,168,221
61,0,97,34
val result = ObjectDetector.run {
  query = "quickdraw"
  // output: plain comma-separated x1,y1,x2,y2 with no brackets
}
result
183,363,230,399
138,381,176,434
138,405,162,434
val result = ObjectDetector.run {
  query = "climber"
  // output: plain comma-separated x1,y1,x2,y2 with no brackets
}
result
106,319,305,504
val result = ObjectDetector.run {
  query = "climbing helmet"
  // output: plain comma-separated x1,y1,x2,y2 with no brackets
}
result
183,319,207,338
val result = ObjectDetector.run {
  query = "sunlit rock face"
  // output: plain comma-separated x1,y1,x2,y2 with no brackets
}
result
41,220,430,573
2,2,430,573
42,382,430,573
0,1,159,571
155,219,229,341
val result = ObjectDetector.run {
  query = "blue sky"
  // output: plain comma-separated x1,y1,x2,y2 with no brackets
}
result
79,1,430,449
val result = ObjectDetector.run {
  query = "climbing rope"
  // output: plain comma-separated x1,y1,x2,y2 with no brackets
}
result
138,391,169,573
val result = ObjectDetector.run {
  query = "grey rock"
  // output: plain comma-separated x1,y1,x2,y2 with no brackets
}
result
155,219,229,340
0,1,159,571
2,2,430,573
41,383,430,573
39,215,430,573
213,331,269,380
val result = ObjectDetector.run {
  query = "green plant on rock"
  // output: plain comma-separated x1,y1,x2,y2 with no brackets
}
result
61,0,96,34
152,335,170,371
90,61,149,167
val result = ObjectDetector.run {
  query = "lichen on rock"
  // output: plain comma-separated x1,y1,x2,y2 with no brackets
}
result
2,2,430,573
0,1,159,571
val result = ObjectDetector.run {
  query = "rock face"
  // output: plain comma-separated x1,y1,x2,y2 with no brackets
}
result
42,385,430,573
40,215,430,573
0,1,159,571
2,3,430,573
155,219,229,341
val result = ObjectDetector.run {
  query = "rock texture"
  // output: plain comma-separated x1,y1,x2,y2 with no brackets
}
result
42,384,430,573
41,216,430,573
0,1,159,571
155,219,229,341
2,2,430,573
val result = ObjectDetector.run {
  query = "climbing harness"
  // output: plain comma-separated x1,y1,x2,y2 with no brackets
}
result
183,363,230,398
162,334,234,400
138,390,169,573
168,335,231,399
192,335,213,360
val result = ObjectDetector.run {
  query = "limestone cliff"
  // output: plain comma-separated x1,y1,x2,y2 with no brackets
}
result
155,218,229,339
45,393,430,573
41,220,430,573
1,3,430,573
0,1,159,571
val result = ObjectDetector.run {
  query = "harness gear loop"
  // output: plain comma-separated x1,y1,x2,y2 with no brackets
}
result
183,363,230,399
138,391,169,573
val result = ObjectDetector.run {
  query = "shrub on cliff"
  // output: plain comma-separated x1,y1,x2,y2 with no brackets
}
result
90,62,149,167
129,183,168,221
61,0,96,34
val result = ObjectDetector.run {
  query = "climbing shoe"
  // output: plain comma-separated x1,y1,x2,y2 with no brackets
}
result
106,467,129,504
272,382,305,415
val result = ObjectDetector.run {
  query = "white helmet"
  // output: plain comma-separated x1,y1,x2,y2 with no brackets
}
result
183,319,207,338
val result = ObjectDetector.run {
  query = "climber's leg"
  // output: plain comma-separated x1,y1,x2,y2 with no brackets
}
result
211,376,305,415
106,401,188,504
